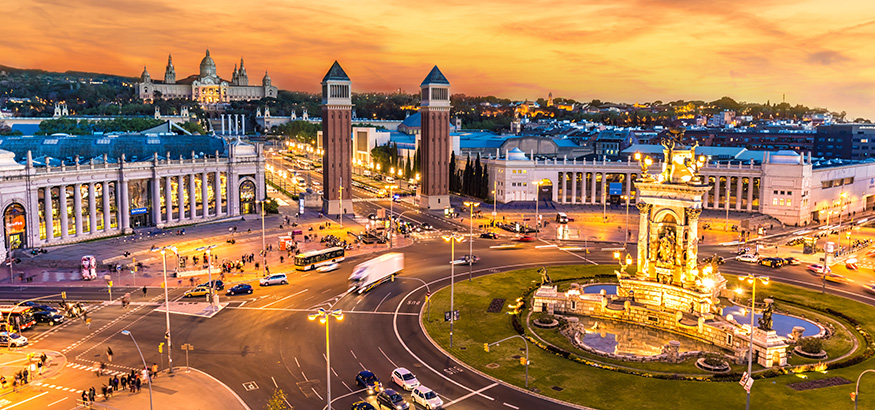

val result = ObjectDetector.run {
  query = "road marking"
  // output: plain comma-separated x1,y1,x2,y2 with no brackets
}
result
359,362,366,370
301,371,308,381
442,382,498,407
239,301,247,307
374,292,392,312
342,381,352,392
0,391,48,409
502,402,519,409
378,346,398,368
272,376,278,388
295,357,301,368
332,367,338,377
311,387,324,401
47,397,67,407
261,289,309,308
350,350,358,359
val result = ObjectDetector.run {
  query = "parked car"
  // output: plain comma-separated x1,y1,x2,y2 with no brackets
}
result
259,274,288,286
479,232,498,239
183,286,210,298
317,263,340,273
411,386,444,409
376,389,409,410
759,257,784,268
0,332,28,347
736,254,760,263
226,284,253,295
32,309,64,326
368,213,379,221
351,401,377,410
783,257,801,266
355,370,382,395
391,367,420,391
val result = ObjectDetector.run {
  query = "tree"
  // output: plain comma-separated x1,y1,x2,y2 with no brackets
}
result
265,388,289,410
473,153,483,198
178,121,206,135
404,152,412,180
481,164,490,199
462,155,472,195
449,151,458,192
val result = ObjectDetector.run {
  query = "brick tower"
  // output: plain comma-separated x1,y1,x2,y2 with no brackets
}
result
418,66,451,209
321,61,353,215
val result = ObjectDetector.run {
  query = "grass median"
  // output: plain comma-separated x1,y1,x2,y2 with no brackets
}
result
422,265,875,410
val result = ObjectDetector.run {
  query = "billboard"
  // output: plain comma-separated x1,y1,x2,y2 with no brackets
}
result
609,182,623,195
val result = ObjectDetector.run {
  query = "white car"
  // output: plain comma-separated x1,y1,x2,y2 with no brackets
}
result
391,367,420,391
0,332,28,347
735,254,759,263
259,273,288,286
316,263,339,273
411,386,443,409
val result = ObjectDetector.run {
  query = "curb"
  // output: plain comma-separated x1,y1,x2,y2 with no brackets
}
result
186,367,252,410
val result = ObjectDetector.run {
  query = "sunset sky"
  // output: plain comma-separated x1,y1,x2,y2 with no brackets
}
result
3,0,875,117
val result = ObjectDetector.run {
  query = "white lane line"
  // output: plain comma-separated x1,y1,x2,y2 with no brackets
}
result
272,376,278,388
47,397,68,407
229,306,417,315
378,346,398,368
239,301,247,307
302,371,308,381
261,289,309,308
342,381,353,392
0,391,48,409
442,382,499,407
502,402,519,409
350,350,358,359
352,298,363,311
311,387,324,401
373,292,392,312
359,361,366,370
295,357,301,368
332,367,338,378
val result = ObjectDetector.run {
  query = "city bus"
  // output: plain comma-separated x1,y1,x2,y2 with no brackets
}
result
0,305,36,332
294,247,346,271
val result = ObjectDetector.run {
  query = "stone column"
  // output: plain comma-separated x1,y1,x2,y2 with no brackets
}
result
45,187,54,241
736,177,743,211
73,184,82,236
580,173,587,204
59,185,69,239
177,176,186,220
102,182,111,231
202,171,209,218
724,178,731,211
600,174,607,204
165,176,173,223
712,177,720,209
214,171,223,216
571,172,577,204
684,208,702,288
591,173,597,204
702,176,710,209
119,179,130,232
636,203,652,280
88,183,97,234
747,178,754,211
151,176,161,226
189,173,197,219
625,173,632,197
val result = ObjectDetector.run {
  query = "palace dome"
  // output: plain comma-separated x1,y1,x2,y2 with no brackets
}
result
199,49,217,78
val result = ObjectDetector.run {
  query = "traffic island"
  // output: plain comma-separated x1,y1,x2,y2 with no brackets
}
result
421,265,875,410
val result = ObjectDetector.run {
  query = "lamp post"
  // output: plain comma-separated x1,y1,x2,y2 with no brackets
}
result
739,273,769,410
620,194,631,247
532,181,542,239
121,330,153,410
613,252,633,273
309,308,343,410
443,233,464,347
486,335,529,388
386,185,397,248
491,179,498,226
463,201,480,282
854,369,875,410
194,245,217,311
152,246,176,373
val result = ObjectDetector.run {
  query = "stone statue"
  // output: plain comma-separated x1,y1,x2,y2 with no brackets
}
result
658,235,675,264
758,299,774,331
538,266,551,285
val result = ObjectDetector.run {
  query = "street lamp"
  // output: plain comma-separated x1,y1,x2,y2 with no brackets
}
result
463,201,480,282
491,180,498,226
620,193,633,247
854,369,875,410
442,233,464,347
486,335,530,388
613,252,633,273
309,308,343,410
739,273,769,410
151,246,176,374
194,244,217,311
256,199,267,275
532,181,543,239
121,330,153,410
386,185,398,248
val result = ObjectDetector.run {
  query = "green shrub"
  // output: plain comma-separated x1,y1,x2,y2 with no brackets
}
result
798,337,823,354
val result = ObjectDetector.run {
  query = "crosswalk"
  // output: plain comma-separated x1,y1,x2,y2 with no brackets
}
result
65,362,136,376
32,380,85,394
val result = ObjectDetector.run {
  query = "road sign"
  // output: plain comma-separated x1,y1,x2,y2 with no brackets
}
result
181,343,194,370
444,310,460,321
739,372,753,392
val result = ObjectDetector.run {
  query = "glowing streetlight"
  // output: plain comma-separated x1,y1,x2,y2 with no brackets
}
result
739,273,769,410
442,233,464,347
463,201,480,282
308,308,343,410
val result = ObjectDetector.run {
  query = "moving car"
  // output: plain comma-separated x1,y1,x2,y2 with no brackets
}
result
736,254,759,263
0,332,28,347
200,280,224,290
420,223,434,231
863,282,875,295
376,389,409,410
758,257,784,268
183,286,210,298
783,257,801,266
807,264,827,274
490,243,522,250
451,255,479,265
391,367,420,391
368,213,379,220
32,309,64,325
260,273,288,286
411,386,444,409
823,272,849,284
515,236,535,242
226,284,253,295
479,232,498,239
351,401,377,410
317,262,340,273
355,370,382,395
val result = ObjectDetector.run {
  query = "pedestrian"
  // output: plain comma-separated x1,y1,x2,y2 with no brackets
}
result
37,360,42,375
112,375,119,390
89,386,96,403
101,385,108,400
279,256,284,264
151,363,159,379
135,375,142,392
142,286,147,297
0,375,5,390
22,368,28,384
265,266,270,275
120,375,127,391
81,389,88,405
40,352,47,365
106,346,113,363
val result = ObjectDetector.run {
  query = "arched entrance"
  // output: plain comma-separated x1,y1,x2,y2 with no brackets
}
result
239,180,256,214
3,203,26,250
537,179,553,202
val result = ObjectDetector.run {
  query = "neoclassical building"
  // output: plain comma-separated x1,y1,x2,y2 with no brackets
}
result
136,50,278,104
0,123,265,255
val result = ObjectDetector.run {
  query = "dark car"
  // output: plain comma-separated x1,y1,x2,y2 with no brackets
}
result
200,280,224,290
783,257,801,266
479,232,498,239
351,401,377,410
759,257,784,268
376,389,409,410
32,309,64,326
420,223,434,231
226,284,253,295
356,370,382,395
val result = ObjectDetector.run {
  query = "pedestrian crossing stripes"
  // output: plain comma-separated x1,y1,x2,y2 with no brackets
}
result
66,362,138,374
32,381,85,394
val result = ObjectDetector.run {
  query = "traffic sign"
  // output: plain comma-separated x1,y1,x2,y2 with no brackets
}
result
444,310,460,321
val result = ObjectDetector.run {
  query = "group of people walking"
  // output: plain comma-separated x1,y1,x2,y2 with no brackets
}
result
82,365,157,405
0,352,48,393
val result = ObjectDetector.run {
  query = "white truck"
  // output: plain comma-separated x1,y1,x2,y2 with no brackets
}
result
349,252,404,294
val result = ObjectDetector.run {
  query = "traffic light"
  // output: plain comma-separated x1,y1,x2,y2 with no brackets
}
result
520,357,527,366
61,291,66,299
484,343,489,353
107,280,113,287
158,342,164,353
851,392,856,402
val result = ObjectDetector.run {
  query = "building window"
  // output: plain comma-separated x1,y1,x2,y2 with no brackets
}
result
779,199,784,206
773,198,778,205
787,199,792,207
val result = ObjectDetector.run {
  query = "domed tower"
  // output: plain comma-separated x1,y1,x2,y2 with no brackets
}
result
231,63,239,85
262,71,277,98
262,71,272,87
141,66,152,83
199,49,217,79
164,54,176,84
238,58,249,86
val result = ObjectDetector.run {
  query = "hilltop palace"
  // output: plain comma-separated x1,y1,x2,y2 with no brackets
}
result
136,50,278,104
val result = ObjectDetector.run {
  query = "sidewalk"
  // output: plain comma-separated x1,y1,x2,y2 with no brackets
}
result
0,350,64,397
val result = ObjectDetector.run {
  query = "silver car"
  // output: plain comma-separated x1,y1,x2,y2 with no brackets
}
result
259,273,288,286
